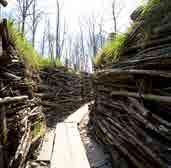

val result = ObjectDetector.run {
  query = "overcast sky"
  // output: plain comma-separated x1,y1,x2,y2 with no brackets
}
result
6,0,142,34
40,0,141,33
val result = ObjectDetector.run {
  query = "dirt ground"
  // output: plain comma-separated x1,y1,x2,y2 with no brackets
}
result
79,113,112,168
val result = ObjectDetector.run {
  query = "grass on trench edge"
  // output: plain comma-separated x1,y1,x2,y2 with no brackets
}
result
93,33,128,66
31,119,45,139
93,0,162,67
7,21,63,70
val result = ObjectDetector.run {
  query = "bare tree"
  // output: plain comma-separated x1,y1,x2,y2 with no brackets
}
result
56,0,60,58
79,27,85,71
86,14,105,58
40,25,46,56
65,35,73,68
47,20,55,61
80,27,85,58
79,26,93,71
112,0,117,34
87,15,97,57
112,0,123,35
98,16,105,49
68,36,73,62
68,15,105,72
30,0,43,47
16,0,34,34
73,41,80,71
60,21,66,58
55,0,66,60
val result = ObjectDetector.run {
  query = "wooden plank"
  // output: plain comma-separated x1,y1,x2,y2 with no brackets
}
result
66,123,90,168
51,123,73,168
51,123,90,168
37,130,55,161
65,103,89,123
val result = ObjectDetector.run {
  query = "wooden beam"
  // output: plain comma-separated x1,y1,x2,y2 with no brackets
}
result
0,96,28,105
51,123,90,168
111,91,171,103
37,130,55,162
96,69,171,78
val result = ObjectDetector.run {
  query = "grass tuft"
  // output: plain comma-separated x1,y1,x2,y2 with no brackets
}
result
7,21,63,70
31,120,45,138
38,57,63,69
140,0,161,18
94,33,127,66
93,0,164,67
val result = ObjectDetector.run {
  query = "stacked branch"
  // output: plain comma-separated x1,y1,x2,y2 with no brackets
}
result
90,1,171,168
90,69,171,167
80,72,94,102
0,19,45,168
37,67,93,127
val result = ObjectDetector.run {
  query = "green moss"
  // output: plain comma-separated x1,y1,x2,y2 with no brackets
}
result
93,0,165,67
7,21,63,70
31,120,44,138
94,33,127,66
38,56,63,69
140,0,161,18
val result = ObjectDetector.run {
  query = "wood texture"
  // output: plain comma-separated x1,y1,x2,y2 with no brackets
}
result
51,123,90,168
90,2,171,167
37,130,55,162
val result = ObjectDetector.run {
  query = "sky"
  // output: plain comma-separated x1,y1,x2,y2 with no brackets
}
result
5,0,142,34
40,0,142,33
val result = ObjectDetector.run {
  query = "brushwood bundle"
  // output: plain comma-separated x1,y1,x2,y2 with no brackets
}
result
0,19,45,168
90,1,171,167
37,67,93,127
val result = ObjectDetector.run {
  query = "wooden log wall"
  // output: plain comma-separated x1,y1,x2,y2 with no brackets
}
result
37,67,93,127
0,18,93,167
0,19,45,168
89,1,171,168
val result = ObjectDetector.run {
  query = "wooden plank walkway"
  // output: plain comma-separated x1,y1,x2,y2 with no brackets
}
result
37,130,55,162
37,104,91,167
65,103,90,123
50,122,90,168
37,103,111,168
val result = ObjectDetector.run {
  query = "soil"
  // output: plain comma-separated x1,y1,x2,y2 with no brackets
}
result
79,113,112,168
